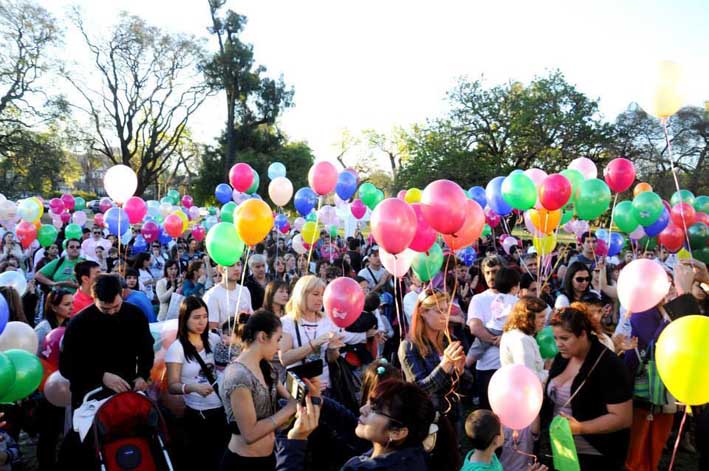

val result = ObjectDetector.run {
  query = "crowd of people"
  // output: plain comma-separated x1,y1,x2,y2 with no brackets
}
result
0,220,707,471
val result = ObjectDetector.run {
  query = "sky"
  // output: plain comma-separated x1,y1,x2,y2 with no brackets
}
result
42,0,709,167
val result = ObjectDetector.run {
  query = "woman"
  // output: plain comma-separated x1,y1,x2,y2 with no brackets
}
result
262,280,290,317
296,254,310,277
283,254,297,277
155,260,180,321
220,310,297,470
543,306,633,470
316,260,330,283
1,232,24,266
398,289,465,470
35,289,73,353
498,296,548,471
0,286,27,324
182,260,207,298
34,243,59,273
555,262,596,309
94,245,108,272
133,252,156,302
149,243,167,279
166,296,227,470
271,257,291,284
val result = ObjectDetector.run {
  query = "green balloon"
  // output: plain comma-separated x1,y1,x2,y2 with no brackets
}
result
205,222,245,266
694,246,709,265
560,209,574,225
632,191,663,226
412,244,444,282
482,224,492,237
64,223,82,241
306,211,317,222
37,225,58,248
246,169,260,195
536,326,558,360
359,183,378,209
501,171,537,210
688,222,708,250
0,349,43,404
670,189,695,207
613,200,639,233
693,195,709,214
637,236,657,252
220,202,237,223
328,225,338,238
575,179,611,220
160,196,173,206
208,206,218,216
0,352,16,399
372,189,385,209
74,197,86,211
167,189,180,205
561,169,584,200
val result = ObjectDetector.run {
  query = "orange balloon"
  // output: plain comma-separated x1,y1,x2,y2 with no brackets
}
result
235,199,274,246
38,357,56,393
529,208,561,234
634,182,653,197
443,200,485,250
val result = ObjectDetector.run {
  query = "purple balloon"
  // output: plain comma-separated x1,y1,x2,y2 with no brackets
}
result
141,221,160,243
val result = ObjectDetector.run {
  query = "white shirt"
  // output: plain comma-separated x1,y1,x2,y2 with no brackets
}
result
81,237,111,261
487,293,518,331
138,268,155,301
357,265,387,290
403,290,419,325
499,328,548,385
203,283,253,327
165,333,222,411
467,289,501,370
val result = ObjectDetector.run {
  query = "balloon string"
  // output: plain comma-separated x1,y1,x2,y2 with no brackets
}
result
392,256,404,343
117,207,123,277
228,246,251,358
512,431,538,464
306,197,323,271
668,407,688,471
539,246,568,294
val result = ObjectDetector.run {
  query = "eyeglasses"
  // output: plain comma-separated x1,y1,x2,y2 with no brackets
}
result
369,404,404,428
67,245,81,250
574,276,591,283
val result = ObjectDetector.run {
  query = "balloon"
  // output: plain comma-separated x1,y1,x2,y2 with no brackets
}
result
458,246,477,267
658,224,685,252
643,207,670,237
104,165,137,204
0,349,43,404
502,237,519,255
639,60,684,118
0,321,38,353
633,182,653,197
219,201,237,224
301,221,318,245
421,179,468,234
72,211,87,227
335,171,358,201
293,217,305,232
131,234,147,254
206,222,245,266
36,225,57,249
536,326,558,359
485,176,513,216
501,171,537,210
98,197,112,213
227,163,252,192
380,248,416,278
523,211,543,237
687,222,708,250
0,272,26,298
485,208,501,228
15,220,37,249
358,183,379,209
49,198,65,215
17,199,40,222
412,244,444,282
294,187,318,217
370,198,417,255
123,196,147,224
617,259,670,312
529,208,562,235
568,157,597,180
191,225,206,242
442,200,485,250
372,189,385,208
44,371,71,407
163,214,183,238
607,232,625,257
291,234,306,254
612,201,639,233
141,221,160,243
215,183,233,204
180,195,193,209
105,207,130,236
0,352,15,399
328,225,338,238
64,222,83,241
524,168,548,187
74,196,86,211
560,169,584,200
0,200,17,221
694,195,709,214
306,211,317,223
60,211,71,224
308,161,338,196
488,364,543,430
323,277,365,329
575,179,611,220
404,188,422,204
0,293,7,337
269,177,294,207
603,157,636,193
268,162,287,180
245,169,260,195
188,206,201,221
655,315,709,405
539,174,572,211
235,199,273,246
533,234,557,255
594,239,609,257
60,193,75,212
670,202,696,228
632,191,664,227
468,186,487,209
350,199,367,219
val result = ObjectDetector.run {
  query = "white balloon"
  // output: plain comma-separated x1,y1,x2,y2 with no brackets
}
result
268,177,293,207
0,270,27,296
292,234,306,254
0,193,5,202
44,371,72,407
72,211,88,226
0,321,38,353
104,165,137,204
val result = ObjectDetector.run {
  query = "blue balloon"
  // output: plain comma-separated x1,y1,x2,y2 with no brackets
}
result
274,214,289,230
158,226,172,245
215,183,233,204
105,207,130,236
335,171,357,200
644,207,670,237
459,247,477,267
0,291,8,337
468,186,487,209
608,232,625,257
294,187,318,217
132,234,148,254
268,162,287,180
595,228,609,243
485,176,512,216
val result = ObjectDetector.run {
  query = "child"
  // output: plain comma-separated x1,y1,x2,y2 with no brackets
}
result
462,410,505,471
0,413,20,471
214,315,243,370
343,292,380,368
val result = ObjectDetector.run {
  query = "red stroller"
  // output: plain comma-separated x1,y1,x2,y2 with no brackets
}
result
92,391,174,471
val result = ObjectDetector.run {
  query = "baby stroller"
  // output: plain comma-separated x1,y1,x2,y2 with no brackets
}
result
92,390,174,471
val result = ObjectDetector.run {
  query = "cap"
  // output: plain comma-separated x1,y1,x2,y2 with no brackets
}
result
368,244,379,254
527,246,537,255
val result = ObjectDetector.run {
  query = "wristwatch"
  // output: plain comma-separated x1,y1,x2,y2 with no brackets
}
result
310,396,322,406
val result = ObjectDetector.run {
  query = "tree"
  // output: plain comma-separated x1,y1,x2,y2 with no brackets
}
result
362,127,410,180
65,11,212,196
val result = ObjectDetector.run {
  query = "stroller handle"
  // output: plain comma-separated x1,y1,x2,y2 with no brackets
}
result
83,387,105,404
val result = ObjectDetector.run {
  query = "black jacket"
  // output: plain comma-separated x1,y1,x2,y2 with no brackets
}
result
244,275,266,311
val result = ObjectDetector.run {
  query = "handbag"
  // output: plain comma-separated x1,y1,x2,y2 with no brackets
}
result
193,349,221,400
165,292,184,320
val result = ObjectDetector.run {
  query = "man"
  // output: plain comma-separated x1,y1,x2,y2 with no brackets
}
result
80,227,111,262
567,231,597,269
357,245,391,292
149,243,167,279
35,239,84,293
244,254,269,310
204,262,253,330
346,238,363,273
72,260,100,315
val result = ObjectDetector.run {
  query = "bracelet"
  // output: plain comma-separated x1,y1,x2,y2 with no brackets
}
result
181,384,187,395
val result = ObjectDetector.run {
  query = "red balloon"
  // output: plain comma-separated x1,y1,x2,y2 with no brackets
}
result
408,203,437,252
94,213,105,228
594,239,609,257
696,212,709,225
141,221,160,243
443,200,485,250
670,203,696,228
41,327,66,369
603,157,636,193
229,163,254,192
539,174,572,210
191,225,206,242
308,161,338,196
420,180,467,234
323,277,365,328
49,198,65,215
350,199,367,219
370,198,417,255
485,208,501,228
124,196,147,224
16,220,37,249
658,223,685,252
163,214,184,238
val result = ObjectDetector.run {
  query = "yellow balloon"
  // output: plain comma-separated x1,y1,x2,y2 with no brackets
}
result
652,61,684,118
677,248,691,261
32,197,44,221
529,208,561,234
301,221,318,245
533,233,557,256
404,188,422,204
235,199,273,246
173,210,188,233
656,315,709,405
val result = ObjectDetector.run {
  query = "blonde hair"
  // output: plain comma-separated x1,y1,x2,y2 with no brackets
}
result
409,289,451,357
286,275,326,322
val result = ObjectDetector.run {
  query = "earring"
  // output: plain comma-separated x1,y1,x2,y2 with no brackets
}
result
386,436,393,448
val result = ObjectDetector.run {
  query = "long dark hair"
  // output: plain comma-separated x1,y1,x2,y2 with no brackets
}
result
562,261,591,302
177,296,211,363
132,252,151,271
0,286,27,324
238,309,282,389
44,288,72,329
262,280,289,312
185,260,203,282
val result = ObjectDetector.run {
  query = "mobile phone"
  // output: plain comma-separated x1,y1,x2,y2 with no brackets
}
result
286,359,323,379
286,371,309,405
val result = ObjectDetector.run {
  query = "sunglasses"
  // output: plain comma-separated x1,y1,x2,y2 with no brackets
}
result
574,276,591,283
369,404,405,428
68,245,81,249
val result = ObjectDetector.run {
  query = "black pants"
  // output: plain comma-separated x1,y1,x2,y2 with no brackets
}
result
219,449,275,471
183,406,228,471
57,429,99,471
37,397,66,471
577,453,624,470
475,368,497,410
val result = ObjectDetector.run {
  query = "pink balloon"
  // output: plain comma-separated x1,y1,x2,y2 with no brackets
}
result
488,364,543,430
49,198,65,215
485,207,501,228
594,239,609,257
324,277,365,328
41,327,65,369
696,212,709,226
408,203,437,252
308,161,338,196
99,197,113,213
628,225,645,240
370,198,417,255
123,196,147,224
187,206,199,221
568,157,597,180
229,163,254,192
499,234,509,243
524,168,548,186
397,190,407,200
181,195,194,208
60,211,71,224
350,199,367,219
94,213,105,228
141,221,160,243
617,259,671,312
501,236,519,255
421,180,467,234
293,217,305,231
603,157,636,193
72,211,87,226
539,174,572,211
44,371,71,407
191,225,206,242
60,193,75,211
380,248,415,278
